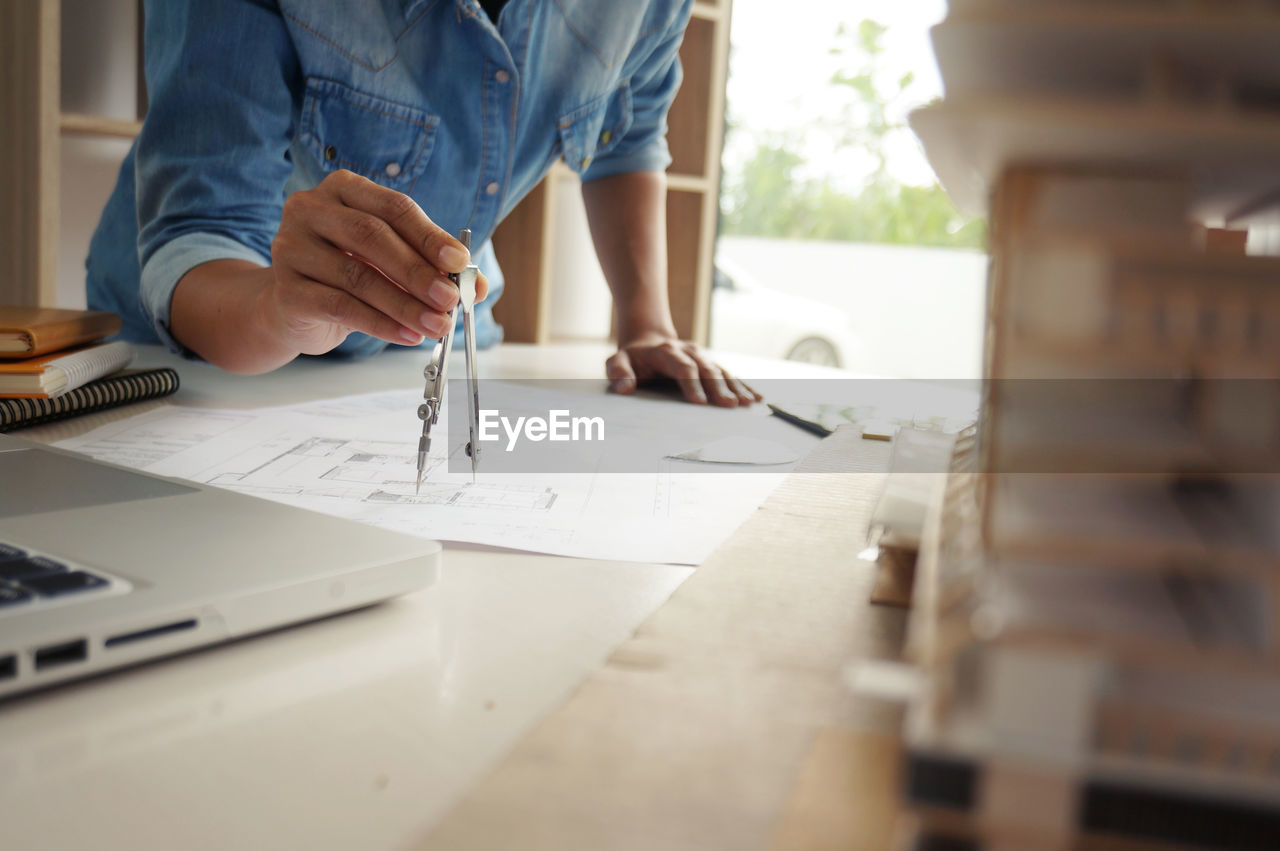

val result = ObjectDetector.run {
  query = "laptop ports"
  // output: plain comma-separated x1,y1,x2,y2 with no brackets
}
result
105,618,197,648
34,638,87,671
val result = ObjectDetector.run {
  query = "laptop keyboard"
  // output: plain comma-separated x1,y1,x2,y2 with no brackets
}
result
0,543,112,609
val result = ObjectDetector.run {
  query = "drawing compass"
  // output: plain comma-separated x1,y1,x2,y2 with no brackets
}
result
416,228,481,492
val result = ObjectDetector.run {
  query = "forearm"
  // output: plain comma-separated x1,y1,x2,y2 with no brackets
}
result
581,170,677,344
584,172,758,407
170,259,300,374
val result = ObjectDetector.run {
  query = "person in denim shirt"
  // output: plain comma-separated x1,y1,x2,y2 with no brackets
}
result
86,0,759,407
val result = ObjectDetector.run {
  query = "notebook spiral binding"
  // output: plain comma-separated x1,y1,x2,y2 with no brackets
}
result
0,368,179,432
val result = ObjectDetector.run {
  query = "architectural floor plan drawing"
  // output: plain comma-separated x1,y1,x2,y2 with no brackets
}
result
366,486,557,510
197,432,559,512
55,385,803,564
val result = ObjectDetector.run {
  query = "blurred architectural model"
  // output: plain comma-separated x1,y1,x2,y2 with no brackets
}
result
900,1,1280,848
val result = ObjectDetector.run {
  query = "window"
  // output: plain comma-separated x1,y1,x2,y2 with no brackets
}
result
714,0,987,378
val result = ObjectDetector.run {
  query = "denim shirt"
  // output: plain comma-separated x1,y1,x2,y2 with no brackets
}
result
87,0,691,357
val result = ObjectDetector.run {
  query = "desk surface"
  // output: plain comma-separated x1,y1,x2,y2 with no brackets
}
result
1,342,898,850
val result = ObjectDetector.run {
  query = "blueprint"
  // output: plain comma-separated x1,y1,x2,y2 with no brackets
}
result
54,384,803,565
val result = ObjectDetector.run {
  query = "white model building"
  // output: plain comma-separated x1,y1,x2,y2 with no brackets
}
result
899,1,1280,848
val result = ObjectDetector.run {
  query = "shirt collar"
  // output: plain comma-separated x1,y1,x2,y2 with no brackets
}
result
403,0,480,23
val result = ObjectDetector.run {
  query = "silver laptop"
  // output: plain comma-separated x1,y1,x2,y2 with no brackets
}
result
0,432,440,698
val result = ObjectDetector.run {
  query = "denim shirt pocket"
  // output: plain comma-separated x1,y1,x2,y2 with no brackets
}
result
299,77,438,191
557,84,633,175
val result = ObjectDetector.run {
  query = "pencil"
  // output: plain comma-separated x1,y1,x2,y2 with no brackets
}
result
766,403,834,438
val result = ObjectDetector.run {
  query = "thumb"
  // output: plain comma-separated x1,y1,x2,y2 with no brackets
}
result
606,350,636,394
474,270,491,303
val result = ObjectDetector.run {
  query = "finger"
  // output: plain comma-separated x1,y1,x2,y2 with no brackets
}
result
606,350,637,394
355,248,488,310
343,252,460,317
303,201,443,308
277,268,425,347
695,361,739,408
301,190,486,316
721,370,760,405
679,345,739,407
650,345,707,405
474,270,491,303
304,173,492,309
322,170,471,275
289,238,453,339
713,365,751,405
716,363,752,404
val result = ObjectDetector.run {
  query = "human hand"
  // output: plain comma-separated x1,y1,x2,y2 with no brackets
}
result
606,335,762,407
265,169,489,355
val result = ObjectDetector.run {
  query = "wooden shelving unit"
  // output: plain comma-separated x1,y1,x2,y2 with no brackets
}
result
494,0,733,344
665,3,732,344
59,113,143,139
1,2,62,307
1,0,145,308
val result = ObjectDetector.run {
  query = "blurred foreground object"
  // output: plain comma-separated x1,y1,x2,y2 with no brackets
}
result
898,2,1280,848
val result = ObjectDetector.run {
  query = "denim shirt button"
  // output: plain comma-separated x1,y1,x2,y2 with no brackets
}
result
324,145,336,162
384,162,402,177
485,181,499,195
494,69,510,84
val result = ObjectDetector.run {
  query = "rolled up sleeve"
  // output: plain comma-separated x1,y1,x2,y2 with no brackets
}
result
135,0,300,352
141,233,271,354
581,0,692,182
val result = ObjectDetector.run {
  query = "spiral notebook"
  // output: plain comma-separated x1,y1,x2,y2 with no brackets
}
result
0,368,180,432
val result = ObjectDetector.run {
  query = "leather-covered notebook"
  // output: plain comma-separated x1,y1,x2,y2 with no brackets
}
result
0,306,123,357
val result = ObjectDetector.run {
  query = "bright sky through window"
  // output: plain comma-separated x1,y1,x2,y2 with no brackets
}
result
724,0,947,192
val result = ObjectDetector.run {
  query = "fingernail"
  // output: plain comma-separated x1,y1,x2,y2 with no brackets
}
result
422,312,450,337
614,377,635,393
399,327,424,344
426,278,456,311
437,245,468,271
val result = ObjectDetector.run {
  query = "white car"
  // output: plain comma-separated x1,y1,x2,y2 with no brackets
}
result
709,259,858,369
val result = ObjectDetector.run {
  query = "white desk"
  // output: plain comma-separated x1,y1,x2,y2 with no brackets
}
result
0,342,845,850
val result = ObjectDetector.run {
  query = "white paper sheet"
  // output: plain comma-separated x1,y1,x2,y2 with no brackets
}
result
54,383,801,565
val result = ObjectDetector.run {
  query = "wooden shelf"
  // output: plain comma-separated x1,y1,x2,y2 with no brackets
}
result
541,165,711,195
60,112,142,139
691,1,725,22
665,172,713,193
542,164,714,196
